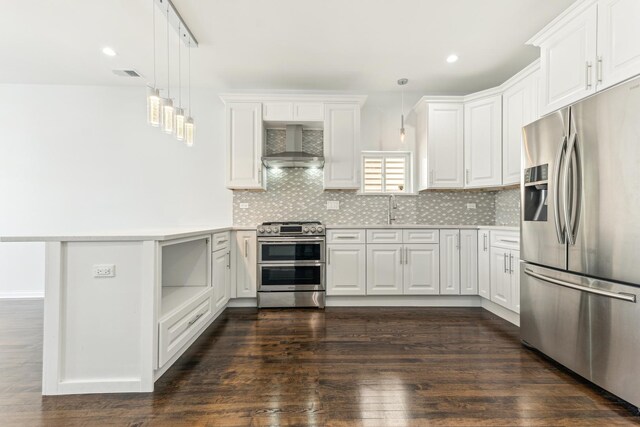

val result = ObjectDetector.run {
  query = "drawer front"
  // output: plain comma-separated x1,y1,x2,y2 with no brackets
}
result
490,230,520,251
402,229,439,244
158,288,213,367
212,231,231,252
367,229,403,244
326,229,366,244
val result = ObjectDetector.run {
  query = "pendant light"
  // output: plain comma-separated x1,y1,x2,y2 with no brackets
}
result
398,78,408,142
184,38,195,147
161,1,175,134
174,22,186,141
147,0,161,127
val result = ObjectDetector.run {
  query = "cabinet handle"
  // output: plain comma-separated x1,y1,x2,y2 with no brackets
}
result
227,252,231,269
504,253,508,273
328,249,331,265
244,239,248,258
405,247,409,264
188,313,203,326
510,253,515,274
483,234,488,252
586,62,593,89
597,56,603,84
465,169,470,185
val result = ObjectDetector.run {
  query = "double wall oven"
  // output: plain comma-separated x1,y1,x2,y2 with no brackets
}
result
257,221,325,308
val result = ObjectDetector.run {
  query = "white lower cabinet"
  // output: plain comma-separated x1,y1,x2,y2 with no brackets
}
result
478,229,491,299
459,230,478,295
212,247,231,310
326,244,366,296
490,247,520,313
439,230,461,294
366,244,403,295
403,244,440,295
510,251,521,313
234,231,257,298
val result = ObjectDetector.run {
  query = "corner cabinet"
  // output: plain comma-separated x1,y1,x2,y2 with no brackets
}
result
464,95,503,188
323,103,361,190
225,102,265,190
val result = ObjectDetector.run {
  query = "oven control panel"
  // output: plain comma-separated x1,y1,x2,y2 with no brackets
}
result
257,223,325,236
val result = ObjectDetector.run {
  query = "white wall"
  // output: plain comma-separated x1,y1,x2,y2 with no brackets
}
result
0,84,232,297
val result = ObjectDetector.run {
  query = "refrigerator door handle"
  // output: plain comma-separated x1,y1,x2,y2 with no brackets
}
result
553,135,568,244
524,268,636,303
563,131,579,245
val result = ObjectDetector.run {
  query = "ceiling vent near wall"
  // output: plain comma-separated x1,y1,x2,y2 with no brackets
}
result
112,69,143,78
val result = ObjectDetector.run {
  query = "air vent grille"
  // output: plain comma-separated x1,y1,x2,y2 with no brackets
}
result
112,69,142,78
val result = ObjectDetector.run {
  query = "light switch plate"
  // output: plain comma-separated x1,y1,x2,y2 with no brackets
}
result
239,203,249,209
327,201,340,210
93,264,116,278
466,203,477,210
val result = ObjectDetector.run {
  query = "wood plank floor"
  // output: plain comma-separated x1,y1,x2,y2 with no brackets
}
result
1,300,639,426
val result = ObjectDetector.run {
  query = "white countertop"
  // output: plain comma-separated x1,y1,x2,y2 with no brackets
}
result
325,224,519,232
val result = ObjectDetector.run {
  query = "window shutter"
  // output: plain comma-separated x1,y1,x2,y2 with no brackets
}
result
384,157,406,192
363,157,383,193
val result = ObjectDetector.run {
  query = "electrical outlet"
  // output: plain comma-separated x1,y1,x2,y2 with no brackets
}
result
466,203,477,210
93,264,116,278
239,203,249,209
327,201,340,210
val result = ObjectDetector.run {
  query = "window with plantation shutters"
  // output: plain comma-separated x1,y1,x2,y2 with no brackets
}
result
361,152,411,194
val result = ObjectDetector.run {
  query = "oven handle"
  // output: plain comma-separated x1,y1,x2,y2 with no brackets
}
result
258,238,325,243
259,262,325,267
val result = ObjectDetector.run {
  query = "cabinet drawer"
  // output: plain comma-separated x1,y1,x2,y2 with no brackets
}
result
367,229,402,244
490,230,520,250
212,231,231,252
402,229,439,244
158,288,213,367
327,229,365,244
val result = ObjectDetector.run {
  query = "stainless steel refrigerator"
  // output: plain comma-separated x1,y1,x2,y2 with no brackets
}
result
521,76,640,408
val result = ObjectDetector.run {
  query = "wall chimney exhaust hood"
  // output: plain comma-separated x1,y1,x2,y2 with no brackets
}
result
262,125,324,168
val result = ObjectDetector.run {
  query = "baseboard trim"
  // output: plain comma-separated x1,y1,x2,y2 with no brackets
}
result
47,378,150,395
481,298,520,326
326,295,482,307
227,298,258,308
0,290,44,299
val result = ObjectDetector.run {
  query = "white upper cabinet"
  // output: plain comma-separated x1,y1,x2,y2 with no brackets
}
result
464,95,503,188
262,102,294,121
439,229,460,295
263,101,325,122
502,65,540,185
294,102,324,121
403,244,440,295
597,0,640,90
459,230,478,295
415,101,464,190
225,102,265,190
324,103,361,190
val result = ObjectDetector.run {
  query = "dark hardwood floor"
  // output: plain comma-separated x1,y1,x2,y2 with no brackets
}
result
1,300,638,426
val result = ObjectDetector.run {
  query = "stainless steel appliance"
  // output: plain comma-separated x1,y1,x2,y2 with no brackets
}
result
257,221,325,308
521,76,640,408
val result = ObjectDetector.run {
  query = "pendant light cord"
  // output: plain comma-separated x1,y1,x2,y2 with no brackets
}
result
166,2,170,98
152,0,156,88
178,23,181,108
188,39,191,115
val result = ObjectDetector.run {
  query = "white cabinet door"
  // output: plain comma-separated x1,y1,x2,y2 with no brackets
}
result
294,102,324,121
235,231,257,298
502,73,538,185
212,248,230,310
539,3,598,114
327,244,366,296
418,103,464,190
510,250,521,313
263,102,293,121
366,244,403,295
597,0,640,91
439,230,460,295
490,247,511,308
477,230,491,300
403,244,440,295
459,230,478,295
226,102,265,190
323,103,361,189
464,95,503,188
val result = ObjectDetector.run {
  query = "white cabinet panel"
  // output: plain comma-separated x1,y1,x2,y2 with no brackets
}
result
366,244,403,295
478,230,491,299
226,102,265,189
327,229,366,244
490,247,511,308
323,103,361,189
294,102,324,121
403,244,440,295
510,250,521,313
263,102,293,121
212,231,231,252
538,3,598,114
439,230,460,295
464,95,503,188
235,231,257,298
402,229,439,244
460,230,478,295
327,244,366,296
416,103,464,190
212,248,230,310
597,0,640,90
367,229,402,244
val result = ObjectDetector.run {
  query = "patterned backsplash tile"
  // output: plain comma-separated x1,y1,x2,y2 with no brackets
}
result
233,129,521,227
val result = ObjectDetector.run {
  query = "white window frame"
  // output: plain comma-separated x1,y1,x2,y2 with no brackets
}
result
360,151,413,195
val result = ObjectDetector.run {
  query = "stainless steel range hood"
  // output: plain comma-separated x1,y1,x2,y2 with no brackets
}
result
262,125,324,168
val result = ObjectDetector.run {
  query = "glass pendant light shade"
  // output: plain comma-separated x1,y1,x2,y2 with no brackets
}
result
175,108,186,141
162,98,174,134
184,117,194,146
147,87,162,127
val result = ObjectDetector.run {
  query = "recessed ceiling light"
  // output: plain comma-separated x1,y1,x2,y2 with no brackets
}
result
446,54,459,63
102,47,117,57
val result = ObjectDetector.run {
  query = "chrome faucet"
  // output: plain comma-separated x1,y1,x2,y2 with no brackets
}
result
387,194,398,225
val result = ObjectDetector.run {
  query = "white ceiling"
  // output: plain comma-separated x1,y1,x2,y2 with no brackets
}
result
1,0,574,94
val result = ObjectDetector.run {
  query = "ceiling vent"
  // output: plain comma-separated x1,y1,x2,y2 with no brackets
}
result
112,69,142,78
